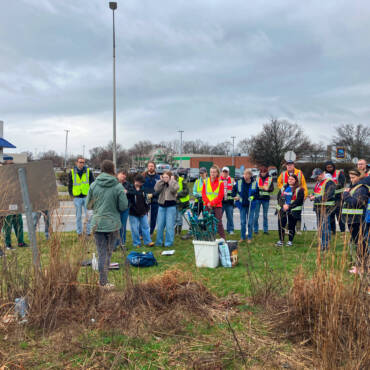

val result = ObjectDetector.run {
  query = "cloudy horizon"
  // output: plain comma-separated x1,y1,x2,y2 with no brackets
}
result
1,0,369,157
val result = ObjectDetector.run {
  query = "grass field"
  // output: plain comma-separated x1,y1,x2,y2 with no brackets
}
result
1,226,364,369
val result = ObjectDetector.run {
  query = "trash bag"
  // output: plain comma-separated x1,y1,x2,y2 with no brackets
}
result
126,251,158,267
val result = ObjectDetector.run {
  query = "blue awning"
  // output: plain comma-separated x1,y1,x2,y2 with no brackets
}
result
0,138,16,148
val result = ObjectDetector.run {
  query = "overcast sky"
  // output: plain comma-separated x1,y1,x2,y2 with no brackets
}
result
1,0,369,156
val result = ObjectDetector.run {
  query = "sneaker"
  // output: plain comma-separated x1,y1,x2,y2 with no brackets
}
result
147,242,154,247
18,243,29,248
239,239,245,243
6,245,15,251
349,266,359,274
229,231,234,235
263,232,269,235
286,241,293,247
101,283,115,290
275,240,283,247
247,239,252,244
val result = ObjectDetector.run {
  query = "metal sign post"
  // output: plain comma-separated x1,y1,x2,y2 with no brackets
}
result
18,167,40,271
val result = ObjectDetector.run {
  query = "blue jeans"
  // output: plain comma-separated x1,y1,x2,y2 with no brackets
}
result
222,203,234,233
149,203,159,235
175,207,183,227
254,199,269,233
73,197,91,235
129,214,152,247
32,210,50,239
156,206,176,247
240,203,255,240
316,211,331,251
116,209,129,245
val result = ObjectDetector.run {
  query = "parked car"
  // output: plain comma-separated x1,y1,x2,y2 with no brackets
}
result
156,163,171,174
128,167,137,174
188,168,200,182
250,168,259,178
176,167,189,179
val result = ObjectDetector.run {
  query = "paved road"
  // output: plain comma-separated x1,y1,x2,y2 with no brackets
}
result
25,199,320,233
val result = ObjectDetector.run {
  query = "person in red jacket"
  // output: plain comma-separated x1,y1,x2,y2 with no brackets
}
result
202,165,226,239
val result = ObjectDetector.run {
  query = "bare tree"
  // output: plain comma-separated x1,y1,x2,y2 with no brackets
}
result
245,119,311,172
39,150,64,167
306,142,326,164
89,142,130,170
332,123,370,160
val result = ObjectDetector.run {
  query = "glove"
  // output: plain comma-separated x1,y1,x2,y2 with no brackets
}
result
248,196,254,201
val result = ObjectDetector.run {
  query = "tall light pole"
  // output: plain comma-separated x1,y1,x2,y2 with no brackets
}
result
83,145,85,158
177,130,184,167
231,136,236,166
64,129,70,169
109,2,117,170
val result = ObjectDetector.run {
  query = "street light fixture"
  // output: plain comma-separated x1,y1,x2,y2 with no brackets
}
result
231,136,236,166
64,129,70,169
109,2,117,170
177,130,184,168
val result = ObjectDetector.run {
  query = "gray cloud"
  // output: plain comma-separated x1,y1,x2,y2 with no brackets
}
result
0,0,369,154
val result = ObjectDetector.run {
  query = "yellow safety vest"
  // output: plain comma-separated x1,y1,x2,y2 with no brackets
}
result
314,178,335,206
178,177,190,203
194,178,206,202
342,184,366,215
71,168,90,196
205,178,221,201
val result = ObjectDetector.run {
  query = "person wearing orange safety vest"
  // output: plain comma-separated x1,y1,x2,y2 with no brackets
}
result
68,156,95,236
202,165,226,239
253,166,274,235
277,160,308,198
309,168,335,251
357,159,369,178
324,161,346,236
220,166,235,235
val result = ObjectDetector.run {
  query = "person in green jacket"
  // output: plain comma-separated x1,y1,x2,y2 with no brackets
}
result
86,160,128,288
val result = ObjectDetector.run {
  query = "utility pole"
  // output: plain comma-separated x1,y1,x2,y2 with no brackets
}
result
177,130,184,167
109,2,118,170
83,145,85,158
231,136,236,166
64,129,69,169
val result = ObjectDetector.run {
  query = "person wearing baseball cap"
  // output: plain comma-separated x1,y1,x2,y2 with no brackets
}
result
192,167,208,216
309,168,336,251
220,166,235,235
277,160,308,198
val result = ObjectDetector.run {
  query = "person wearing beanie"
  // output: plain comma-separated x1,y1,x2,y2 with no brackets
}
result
341,169,368,274
253,166,274,235
324,161,346,236
192,167,208,216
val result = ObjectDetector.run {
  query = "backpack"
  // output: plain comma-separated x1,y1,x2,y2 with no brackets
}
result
126,251,158,267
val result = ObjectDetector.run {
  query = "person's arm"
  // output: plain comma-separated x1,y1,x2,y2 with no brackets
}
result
169,179,180,194
118,187,128,212
277,173,284,189
343,186,368,208
202,182,209,204
68,172,73,197
323,181,335,203
300,173,308,198
268,178,274,192
89,169,94,185
231,183,238,198
192,181,198,197
177,180,189,198
86,186,93,209
154,179,165,193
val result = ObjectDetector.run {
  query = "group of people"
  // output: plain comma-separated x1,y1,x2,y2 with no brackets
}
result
1,154,368,287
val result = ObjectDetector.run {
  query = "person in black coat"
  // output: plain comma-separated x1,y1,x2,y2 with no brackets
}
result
276,174,304,247
341,169,368,274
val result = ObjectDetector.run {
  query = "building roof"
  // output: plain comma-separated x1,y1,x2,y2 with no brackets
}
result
0,138,16,148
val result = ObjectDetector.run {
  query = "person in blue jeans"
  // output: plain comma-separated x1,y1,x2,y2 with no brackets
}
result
143,161,161,235
115,170,131,249
232,169,258,243
32,210,50,240
253,166,274,235
68,157,94,237
154,171,179,247
126,174,154,248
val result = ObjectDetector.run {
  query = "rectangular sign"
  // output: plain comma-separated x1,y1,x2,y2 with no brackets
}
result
336,147,346,159
0,160,59,215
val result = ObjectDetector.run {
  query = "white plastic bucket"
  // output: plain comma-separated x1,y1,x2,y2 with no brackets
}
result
193,240,219,268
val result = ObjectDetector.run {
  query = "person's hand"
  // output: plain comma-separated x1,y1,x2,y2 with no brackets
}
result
344,188,350,193
309,195,315,201
147,193,153,199
207,202,212,207
234,196,240,201
124,188,127,194
248,196,254,201
283,204,289,211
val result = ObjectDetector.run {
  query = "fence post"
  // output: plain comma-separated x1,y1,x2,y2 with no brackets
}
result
18,167,40,271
